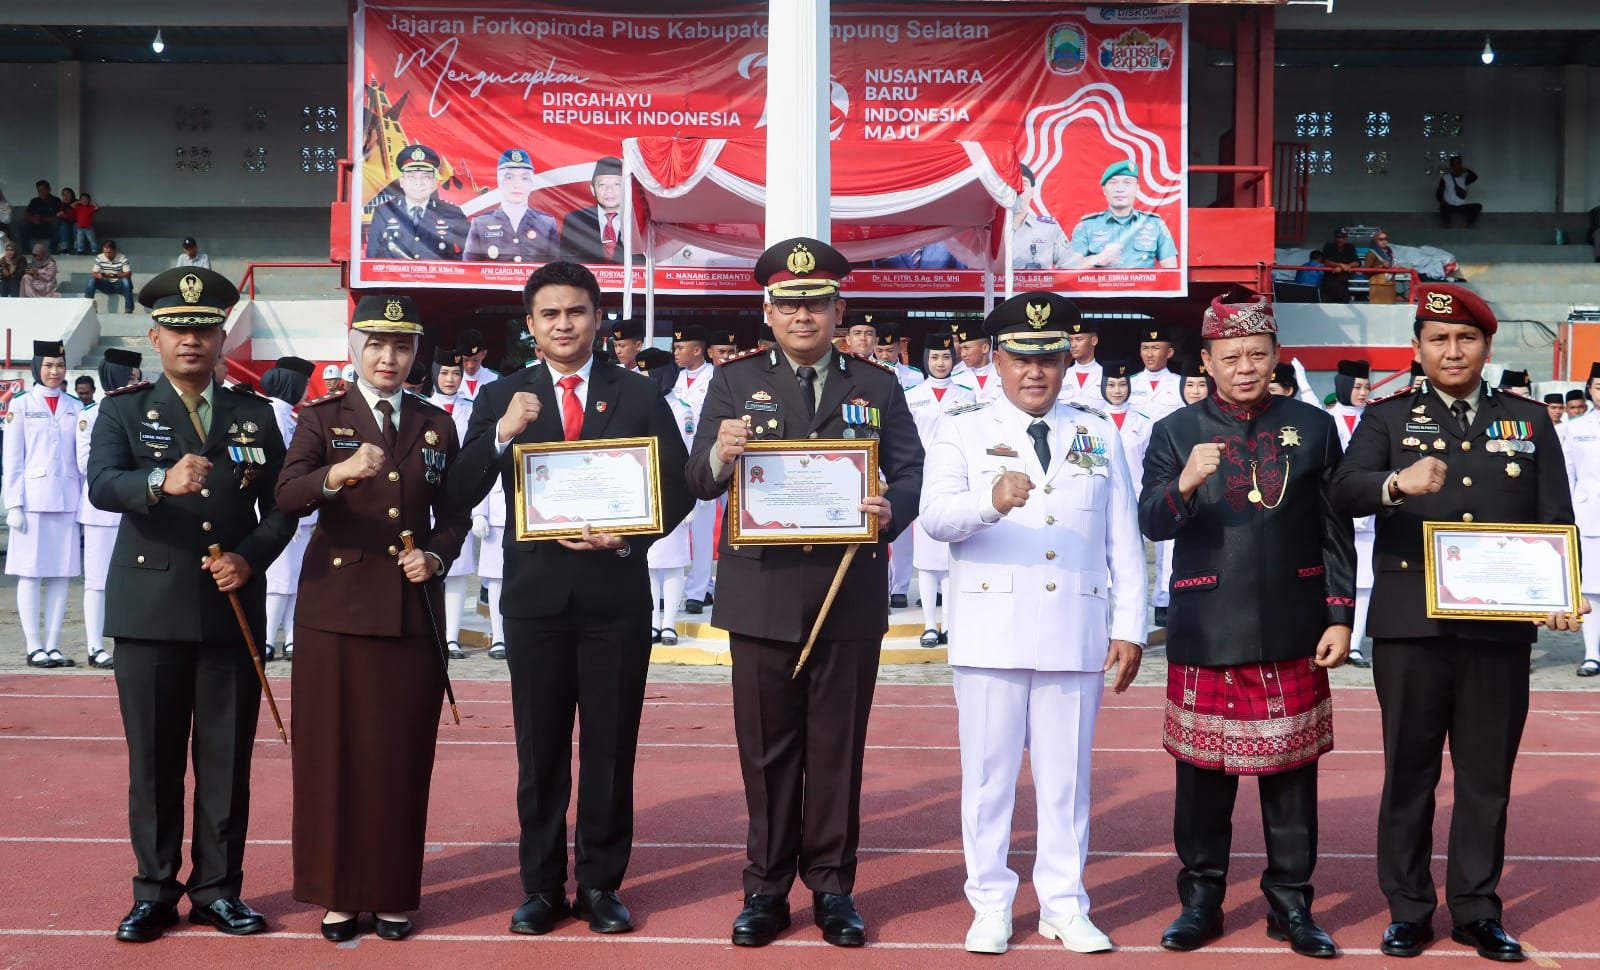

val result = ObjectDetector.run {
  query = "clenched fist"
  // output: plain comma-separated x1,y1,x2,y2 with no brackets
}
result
716,418,749,465
991,470,1035,515
164,453,214,496
1395,455,1447,497
327,442,385,489
1178,442,1224,498
497,391,542,443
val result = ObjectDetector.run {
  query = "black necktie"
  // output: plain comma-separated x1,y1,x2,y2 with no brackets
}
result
1450,399,1470,436
376,399,397,450
796,366,817,418
410,206,424,226
1028,419,1051,469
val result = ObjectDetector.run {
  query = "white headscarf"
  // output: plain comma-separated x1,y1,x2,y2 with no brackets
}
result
346,327,419,394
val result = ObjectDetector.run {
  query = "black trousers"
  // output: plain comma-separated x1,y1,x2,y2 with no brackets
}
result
113,638,261,906
1439,201,1483,227
1372,637,1530,925
504,610,651,895
1173,760,1319,914
729,633,880,897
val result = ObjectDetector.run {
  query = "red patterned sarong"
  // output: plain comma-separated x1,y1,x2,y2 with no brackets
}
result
1163,659,1333,775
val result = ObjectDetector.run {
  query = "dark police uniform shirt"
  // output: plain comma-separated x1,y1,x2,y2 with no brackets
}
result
365,195,470,260
1330,380,1574,644
463,206,560,263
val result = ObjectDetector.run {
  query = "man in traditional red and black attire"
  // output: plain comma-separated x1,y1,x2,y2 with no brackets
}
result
1139,294,1355,959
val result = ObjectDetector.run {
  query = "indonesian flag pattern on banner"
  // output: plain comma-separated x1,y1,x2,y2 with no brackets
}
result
351,2,1188,298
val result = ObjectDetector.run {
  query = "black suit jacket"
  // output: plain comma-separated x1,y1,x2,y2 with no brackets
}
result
88,377,296,646
685,348,924,643
446,360,694,619
1140,393,1355,666
1329,380,1573,643
558,206,641,265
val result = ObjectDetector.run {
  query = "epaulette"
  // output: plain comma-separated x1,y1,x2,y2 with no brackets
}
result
723,347,766,365
223,381,267,400
301,388,348,407
1038,214,1058,225
847,352,896,374
1365,385,1418,407
105,380,152,398
1066,400,1107,419
946,401,991,416
405,388,445,411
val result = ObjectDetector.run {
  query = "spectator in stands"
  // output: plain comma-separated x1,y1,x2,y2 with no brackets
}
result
21,243,59,298
1436,156,1482,228
176,236,211,269
74,376,96,407
25,181,62,253
1363,228,1402,304
0,240,25,297
54,189,77,255
83,239,134,313
1293,251,1326,287
70,193,99,255
0,188,12,242
1319,228,1359,303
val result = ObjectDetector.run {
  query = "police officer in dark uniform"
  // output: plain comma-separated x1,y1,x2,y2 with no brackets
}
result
364,144,469,261
686,237,924,948
1330,284,1580,963
88,267,296,942
464,148,560,263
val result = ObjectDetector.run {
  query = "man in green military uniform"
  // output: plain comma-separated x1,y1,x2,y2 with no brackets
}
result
1066,161,1178,270
88,267,296,942
364,144,470,261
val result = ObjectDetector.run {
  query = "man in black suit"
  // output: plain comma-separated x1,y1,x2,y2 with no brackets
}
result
1330,284,1581,962
446,261,694,937
686,237,924,948
88,267,296,942
559,156,633,265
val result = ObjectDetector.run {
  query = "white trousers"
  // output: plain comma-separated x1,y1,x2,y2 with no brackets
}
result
889,523,914,596
685,499,715,600
954,666,1103,918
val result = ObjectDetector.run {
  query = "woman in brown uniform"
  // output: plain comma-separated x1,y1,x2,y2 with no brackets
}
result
275,295,469,941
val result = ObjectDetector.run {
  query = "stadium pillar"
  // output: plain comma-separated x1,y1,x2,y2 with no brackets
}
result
764,0,832,243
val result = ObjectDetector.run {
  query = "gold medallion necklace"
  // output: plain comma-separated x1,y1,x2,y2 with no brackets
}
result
1248,459,1289,509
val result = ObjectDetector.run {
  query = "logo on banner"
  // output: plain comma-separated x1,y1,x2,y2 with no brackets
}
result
1046,24,1087,75
1090,4,1186,23
1099,28,1175,72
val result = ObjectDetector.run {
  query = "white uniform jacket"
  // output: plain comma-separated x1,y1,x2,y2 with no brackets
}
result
953,361,1003,406
1128,368,1184,419
459,365,499,402
1565,409,1600,538
4,385,81,513
921,397,1147,671
1107,406,1153,496
1058,360,1106,407
78,405,121,527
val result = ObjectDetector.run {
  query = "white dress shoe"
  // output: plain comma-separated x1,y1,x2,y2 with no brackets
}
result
965,909,1013,954
1039,912,1113,953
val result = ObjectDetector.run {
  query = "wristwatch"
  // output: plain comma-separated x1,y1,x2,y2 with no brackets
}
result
1385,471,1405,504
147,466,167,501
614,541,631,559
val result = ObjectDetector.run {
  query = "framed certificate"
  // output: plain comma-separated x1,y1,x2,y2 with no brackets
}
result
1423,521,1582,620
512,437,663,541
728,439,879,546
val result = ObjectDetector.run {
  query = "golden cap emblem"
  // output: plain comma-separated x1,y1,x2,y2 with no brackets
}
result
1146,329,1159,340
410,147,427,161
510,150,525,163
1426,292,1454,315
384,299,405,322
178,273,203,304
1025,301,1052,330
786,244,816,275
674,330,684,340
863,314,874,323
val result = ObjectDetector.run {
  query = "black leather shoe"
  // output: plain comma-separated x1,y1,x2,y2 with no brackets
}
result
574,887,633,933
732,893,790,947
188,896,268,935
1451,919,1524,962
813,892,865,947
320,915,360,942
1348,651,1372,669
374,915,414,940
509,893,569,935
1382,921,1435,957
1267,908,1337,958
889,594,908,609
1160,906,1223,951
685,599,704,614
116,901,178,942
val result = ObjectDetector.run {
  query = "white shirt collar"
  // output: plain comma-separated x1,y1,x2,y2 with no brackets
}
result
354,380,404,417
545,354,595,385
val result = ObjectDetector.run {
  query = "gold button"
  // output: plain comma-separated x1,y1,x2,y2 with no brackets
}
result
981,582,989,590
1461,441,1471,452
200,488,210,498
1462,512,1474,523
1400,560,1409,569
333,557,343,567
202,521,213,532
1045,582,1057,592
388,507,400,519
1462,477,1473,487
1044,485,1054,494
387,545,398,556
1045,550,1057,560
136,555,145,564
1046,516,1056,525
802,544,813,553
388,471,400,482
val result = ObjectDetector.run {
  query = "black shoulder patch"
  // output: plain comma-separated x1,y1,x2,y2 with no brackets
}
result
105,381,152,398
1365,387,1416,407
946,401,991,416
1066,400,1107,419
301,388,348,407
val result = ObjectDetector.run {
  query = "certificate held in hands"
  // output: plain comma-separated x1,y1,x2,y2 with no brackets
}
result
512,437,664,541
1424,521,1582,621
728,439,880,546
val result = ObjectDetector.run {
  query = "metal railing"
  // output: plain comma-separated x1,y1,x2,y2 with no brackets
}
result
1190,163,1271,209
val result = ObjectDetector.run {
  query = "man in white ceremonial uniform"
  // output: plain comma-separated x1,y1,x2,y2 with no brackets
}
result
6,339,83,668
922,292,1146,955
1128,327,1183,627
1564,376,1600,678
457,328,500,403
671,324,717,613
259,356,316,661
873,322,923,390
872,322,917,608
951,321,1002,405
77,347,144,668
610,318,645,373
1329,358,1375,667
1101,361,1153,490
1057,317,1105,408
904,331,975,645
428,346,478,658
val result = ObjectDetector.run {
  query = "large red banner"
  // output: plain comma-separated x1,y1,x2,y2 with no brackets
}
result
351,2,1187,298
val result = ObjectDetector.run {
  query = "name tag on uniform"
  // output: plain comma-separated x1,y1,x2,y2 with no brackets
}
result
1405,422,1441,434
332,439,360,449
744,401,778,412
139,430,174,446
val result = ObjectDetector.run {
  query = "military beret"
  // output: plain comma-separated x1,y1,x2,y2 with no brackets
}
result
1546,393,1566,405
104,347,143,368
275,355,314,378
755,236,851,299
1323,392,1338,406
1102,360,1134,381
397,144,440,172
593,155,622,179
352,295,423,335
1066,317,1096,337
138,267,239,328
1101,160,1139,184
672,324,709,345
433,346,463,368
1181,358,1210,379
925,332,957,353
876,323,900,346
1336,359,1371,379
497,147,535,171
1415,283,1497,336
982,291,1080,356
1567,389,1587,402
32,339,65,359
1201,294,1276,340
610,317,644,342
1139,326,1175,345
847,314,879,332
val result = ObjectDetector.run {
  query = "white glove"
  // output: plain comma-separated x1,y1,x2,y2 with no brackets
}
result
472,515,489,540
7,507,25,535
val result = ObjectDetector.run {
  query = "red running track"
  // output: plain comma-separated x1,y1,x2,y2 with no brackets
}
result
0,675,1596,968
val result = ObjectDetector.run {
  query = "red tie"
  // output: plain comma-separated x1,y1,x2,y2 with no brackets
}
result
445,402,454,414
602,212,617,260
1112,411,1126,430
932,386,947,402
976,374,988,388
558,374,583,441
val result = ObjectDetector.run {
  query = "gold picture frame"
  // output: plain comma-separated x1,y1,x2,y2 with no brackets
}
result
511,437,663,541
727,439,880,546
1423,521,1581,621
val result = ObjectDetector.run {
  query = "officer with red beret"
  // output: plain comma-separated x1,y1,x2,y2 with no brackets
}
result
1331,283,1582,962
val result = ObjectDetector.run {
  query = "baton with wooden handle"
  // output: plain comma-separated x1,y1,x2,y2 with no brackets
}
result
206,544,288,743
400,530,461,725
792,543,860,678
